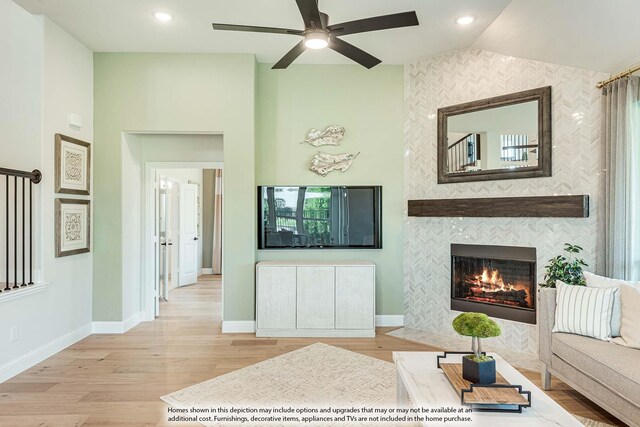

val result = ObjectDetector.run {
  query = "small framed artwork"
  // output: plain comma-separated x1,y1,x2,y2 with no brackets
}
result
55,133,91,195
55,198,91,257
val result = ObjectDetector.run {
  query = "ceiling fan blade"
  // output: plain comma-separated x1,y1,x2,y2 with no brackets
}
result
327,11,419,36
295,0,323,29
272,40,307,69
212,23,303,35
329,37,381,69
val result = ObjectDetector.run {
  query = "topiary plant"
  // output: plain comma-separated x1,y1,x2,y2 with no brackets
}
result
542,243,588,288
453,312,501,362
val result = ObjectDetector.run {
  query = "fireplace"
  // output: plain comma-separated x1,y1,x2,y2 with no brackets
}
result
451,244,537,324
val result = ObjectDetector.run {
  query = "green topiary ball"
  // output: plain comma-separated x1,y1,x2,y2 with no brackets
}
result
452,312,501,338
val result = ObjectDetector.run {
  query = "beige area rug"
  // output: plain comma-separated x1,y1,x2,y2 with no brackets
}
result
387,327,543,373
162,343,396,426
574,416,616,427
161,342,613,427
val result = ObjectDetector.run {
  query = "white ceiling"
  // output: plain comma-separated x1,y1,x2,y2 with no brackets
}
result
14,0,640,72
473,0,640,73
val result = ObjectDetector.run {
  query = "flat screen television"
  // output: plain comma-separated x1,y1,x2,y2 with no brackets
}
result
258,186,382,249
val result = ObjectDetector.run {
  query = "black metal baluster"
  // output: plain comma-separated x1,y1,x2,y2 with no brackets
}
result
3,176,6,292
21,177,26,287
1,169,41,291
13,176,18,289
29,180,33,285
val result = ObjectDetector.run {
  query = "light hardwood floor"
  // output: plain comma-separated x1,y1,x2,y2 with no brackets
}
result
0,275,624,426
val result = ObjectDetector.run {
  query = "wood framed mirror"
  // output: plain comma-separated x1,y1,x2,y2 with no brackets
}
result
437,86,552,184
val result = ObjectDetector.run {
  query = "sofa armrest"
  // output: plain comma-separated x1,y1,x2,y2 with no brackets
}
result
538,287,557,366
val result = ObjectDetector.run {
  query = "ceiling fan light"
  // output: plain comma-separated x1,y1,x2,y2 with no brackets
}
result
304,31,329,49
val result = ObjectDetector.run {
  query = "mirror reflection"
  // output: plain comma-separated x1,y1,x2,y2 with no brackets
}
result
446,100,539,174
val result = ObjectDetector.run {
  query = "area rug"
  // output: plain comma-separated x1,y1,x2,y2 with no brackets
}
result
161,343,396,426
574,416,616,427
161,342,613,427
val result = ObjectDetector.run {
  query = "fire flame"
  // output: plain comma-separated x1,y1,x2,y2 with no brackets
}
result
464,267,532,307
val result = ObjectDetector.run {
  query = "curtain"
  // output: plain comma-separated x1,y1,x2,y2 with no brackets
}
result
212,169,223,275
603,76,640,280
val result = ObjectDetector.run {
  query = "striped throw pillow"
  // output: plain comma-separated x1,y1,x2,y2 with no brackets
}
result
552,280,617,341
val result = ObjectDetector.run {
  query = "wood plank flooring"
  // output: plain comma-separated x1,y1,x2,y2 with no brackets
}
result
0,275,624,426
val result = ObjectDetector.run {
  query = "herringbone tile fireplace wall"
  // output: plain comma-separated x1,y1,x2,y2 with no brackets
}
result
403,48,608,353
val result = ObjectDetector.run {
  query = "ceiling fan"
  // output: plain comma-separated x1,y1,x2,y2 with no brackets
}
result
212,0,419,69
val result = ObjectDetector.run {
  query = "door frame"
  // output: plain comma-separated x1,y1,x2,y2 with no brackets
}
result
144,161,224,320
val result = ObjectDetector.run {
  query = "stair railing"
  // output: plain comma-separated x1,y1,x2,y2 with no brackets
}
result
0,167,41,292
448,133,480,173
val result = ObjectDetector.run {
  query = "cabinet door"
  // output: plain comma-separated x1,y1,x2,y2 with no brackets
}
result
335,266,375,330
296,266,335,329
256,266,296,330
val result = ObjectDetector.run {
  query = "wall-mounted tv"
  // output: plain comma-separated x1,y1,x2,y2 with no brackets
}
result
258,186,382,249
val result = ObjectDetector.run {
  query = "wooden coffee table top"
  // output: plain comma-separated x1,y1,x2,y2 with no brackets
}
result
439,362,529,405
393,351,582,426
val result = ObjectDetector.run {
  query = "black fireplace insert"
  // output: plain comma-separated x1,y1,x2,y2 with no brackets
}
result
451,244,537,324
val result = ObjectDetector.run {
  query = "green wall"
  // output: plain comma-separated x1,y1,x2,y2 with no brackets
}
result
93,56,405,321
93,53,256,321
256,64,404,315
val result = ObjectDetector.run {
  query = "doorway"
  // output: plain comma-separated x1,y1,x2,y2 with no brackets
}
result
151,166,223,316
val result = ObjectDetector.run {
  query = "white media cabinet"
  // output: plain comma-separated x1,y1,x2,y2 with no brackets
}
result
255,261,376,337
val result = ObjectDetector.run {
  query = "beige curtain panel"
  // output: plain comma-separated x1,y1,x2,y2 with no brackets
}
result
603,76,640,280
212,169,223,275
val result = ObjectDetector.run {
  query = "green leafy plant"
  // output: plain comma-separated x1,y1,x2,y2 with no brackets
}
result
452,313,501,362
542,243,588,288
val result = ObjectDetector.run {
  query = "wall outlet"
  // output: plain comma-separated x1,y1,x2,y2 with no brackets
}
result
10,326,19,343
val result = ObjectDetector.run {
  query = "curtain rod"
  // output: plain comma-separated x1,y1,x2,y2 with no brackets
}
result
596,64,640,88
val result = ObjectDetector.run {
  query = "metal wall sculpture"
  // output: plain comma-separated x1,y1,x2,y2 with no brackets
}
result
303,125,345,147
309,152,359,177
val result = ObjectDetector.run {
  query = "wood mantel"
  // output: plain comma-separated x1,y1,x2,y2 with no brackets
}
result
407,195,589,218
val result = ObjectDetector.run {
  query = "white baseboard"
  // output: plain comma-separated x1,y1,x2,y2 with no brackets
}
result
142,309,154,322
375,315,404,327
92,312,142,334
0,323,92,383
200,268,213,275
222,320,256,333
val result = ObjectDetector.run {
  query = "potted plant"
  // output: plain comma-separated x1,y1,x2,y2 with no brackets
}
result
542,243,588,287
452,312,501,384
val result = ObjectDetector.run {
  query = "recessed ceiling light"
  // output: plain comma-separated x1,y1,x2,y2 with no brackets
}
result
456,15,475,25
154,11,173,22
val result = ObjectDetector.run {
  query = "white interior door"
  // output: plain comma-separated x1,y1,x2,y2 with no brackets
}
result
158,179,170,302
179,183,199,286
153,176,160,317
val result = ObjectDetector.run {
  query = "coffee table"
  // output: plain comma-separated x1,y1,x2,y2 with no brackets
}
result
393,351,583,426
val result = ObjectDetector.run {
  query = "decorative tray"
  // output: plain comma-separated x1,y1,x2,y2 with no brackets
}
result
436,351,531,413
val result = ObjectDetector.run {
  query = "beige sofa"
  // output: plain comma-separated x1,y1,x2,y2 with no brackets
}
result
539,288,640,427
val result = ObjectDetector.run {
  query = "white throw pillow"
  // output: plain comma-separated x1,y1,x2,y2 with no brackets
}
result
584,271,640,337
612,285,640,349
553,280,617,341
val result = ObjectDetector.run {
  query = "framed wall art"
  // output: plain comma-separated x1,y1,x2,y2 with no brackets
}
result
55,133,91,195
55,198,91,257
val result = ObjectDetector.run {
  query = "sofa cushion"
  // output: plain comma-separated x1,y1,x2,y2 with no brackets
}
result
584,271,640,337
552,280,616,341
612,284,640,349
551,355,640,426
552,332,640,406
